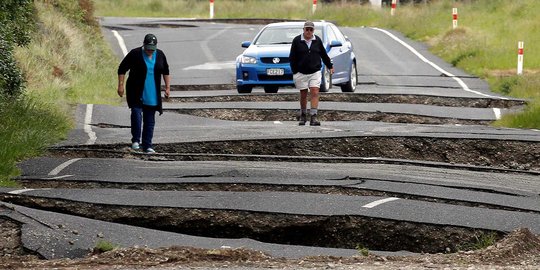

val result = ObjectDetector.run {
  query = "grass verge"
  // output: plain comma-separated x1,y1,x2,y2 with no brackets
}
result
0,1,120,185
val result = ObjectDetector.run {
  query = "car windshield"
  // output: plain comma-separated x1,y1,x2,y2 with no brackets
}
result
254,27,323,45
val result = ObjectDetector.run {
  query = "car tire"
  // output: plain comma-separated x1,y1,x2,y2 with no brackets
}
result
237,85,253,94
263,86,279,93
340,62,357,93
320,67,332,92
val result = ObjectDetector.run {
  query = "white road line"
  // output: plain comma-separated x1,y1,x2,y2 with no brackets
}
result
112,30,128,57
84,104,97,145
362,197,400,208
8,189,36,195
201,27,230,63
493,108,502,120
48,159,81,176
273,121,283,124
371,27,507,100
44,175,74,180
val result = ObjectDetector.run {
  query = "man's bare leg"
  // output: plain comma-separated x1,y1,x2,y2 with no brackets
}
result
309,87,320,126
299,89,308,125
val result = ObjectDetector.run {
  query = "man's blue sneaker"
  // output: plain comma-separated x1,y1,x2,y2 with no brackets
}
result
131,142,140,150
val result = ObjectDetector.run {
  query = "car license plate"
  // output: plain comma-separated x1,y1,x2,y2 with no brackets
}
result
266,68,284,76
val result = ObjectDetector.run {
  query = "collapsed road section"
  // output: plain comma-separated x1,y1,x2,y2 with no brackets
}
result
0,189,520,254
48,136,540,172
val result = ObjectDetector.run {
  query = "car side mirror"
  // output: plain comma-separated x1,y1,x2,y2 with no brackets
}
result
241,41,251,48
329,40,342,48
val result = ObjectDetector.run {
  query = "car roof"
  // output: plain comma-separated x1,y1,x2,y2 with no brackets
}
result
263,21,331,29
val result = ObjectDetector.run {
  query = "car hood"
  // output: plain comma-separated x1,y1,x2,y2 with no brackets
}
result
243,45,292,58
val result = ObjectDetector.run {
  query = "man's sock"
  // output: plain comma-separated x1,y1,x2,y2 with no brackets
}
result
310,108,318,115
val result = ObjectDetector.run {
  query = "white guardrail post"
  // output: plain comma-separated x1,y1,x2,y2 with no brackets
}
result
312,0,317,14
209,0,214,19
391,0,397,16
452,8,458,29
517,41,524,75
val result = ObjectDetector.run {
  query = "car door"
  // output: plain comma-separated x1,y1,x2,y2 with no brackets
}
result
328,24,352,84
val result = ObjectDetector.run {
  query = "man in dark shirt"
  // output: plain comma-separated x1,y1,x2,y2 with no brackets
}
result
289,21,334,126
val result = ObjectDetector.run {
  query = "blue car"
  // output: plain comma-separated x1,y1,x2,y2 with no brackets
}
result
236,21,357,93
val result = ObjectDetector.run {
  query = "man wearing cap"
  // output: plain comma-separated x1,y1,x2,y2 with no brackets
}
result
289,21,334,126
117,33,170,154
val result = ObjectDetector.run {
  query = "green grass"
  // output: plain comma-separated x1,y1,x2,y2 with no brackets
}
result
94,240,119,253
459,232,498,251
0,1,120,185
0,96,71,182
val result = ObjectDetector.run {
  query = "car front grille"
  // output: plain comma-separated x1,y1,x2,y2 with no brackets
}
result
258,74,293,81
260,57,290,64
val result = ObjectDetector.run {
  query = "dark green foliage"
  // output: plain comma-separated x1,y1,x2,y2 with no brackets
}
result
0,31,25,97
0,0,35,46
0,0,35,98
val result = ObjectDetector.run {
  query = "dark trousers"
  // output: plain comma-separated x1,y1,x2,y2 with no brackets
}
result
130,106,156,150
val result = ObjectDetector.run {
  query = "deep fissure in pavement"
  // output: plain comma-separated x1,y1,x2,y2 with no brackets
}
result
49,137,540,171
168,108,491,125
0,196,504,254
0,217,30,257
16,180,537,214
167,93,525,108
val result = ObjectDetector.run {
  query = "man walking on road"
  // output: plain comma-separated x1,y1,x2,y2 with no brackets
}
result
289,21,334,126
117,33,171,154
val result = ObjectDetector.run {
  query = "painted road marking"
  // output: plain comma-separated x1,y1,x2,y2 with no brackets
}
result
8,189,36,195
201,26,231,63
112,30,128,57
362,197,400,208
48,159,81,176
273,121,283,124
84,104,96,145
372,27,507,100
183,61,236,70
44,175,74,180
493,108,502,120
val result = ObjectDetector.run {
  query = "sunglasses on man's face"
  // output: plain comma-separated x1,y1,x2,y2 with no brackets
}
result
304,28,314,32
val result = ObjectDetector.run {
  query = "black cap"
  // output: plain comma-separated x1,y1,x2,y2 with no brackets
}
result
143,34,157,50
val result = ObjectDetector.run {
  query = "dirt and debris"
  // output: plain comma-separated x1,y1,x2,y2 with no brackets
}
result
48,137,540,171
170,108,492,125
0,228,538,269
0,195,505,254
167,93,526,108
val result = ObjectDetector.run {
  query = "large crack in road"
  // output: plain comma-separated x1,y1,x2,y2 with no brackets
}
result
49,137,540,171
5,90,538,259
167,93,526,108
0,195,504,254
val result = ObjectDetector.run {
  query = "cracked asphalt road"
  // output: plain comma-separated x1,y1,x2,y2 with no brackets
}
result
1,18,539,268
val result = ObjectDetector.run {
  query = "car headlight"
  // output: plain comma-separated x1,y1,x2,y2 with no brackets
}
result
241,56,257,64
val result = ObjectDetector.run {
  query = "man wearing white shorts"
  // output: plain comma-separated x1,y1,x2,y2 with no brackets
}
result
289,21,334,126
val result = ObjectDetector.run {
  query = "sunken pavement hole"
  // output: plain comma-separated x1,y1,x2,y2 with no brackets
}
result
169,108,490,125
0,196,504,254
0,217,28,256
50,137,540,171
167,93,526,109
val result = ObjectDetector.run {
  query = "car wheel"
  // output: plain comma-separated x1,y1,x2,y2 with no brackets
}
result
320,67,332,92
263,86,279,93
237,85,253,94
340,62,357,93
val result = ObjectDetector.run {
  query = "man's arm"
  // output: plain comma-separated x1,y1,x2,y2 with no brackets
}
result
319,40,334,74
163,74,171,98
117,74,125,97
